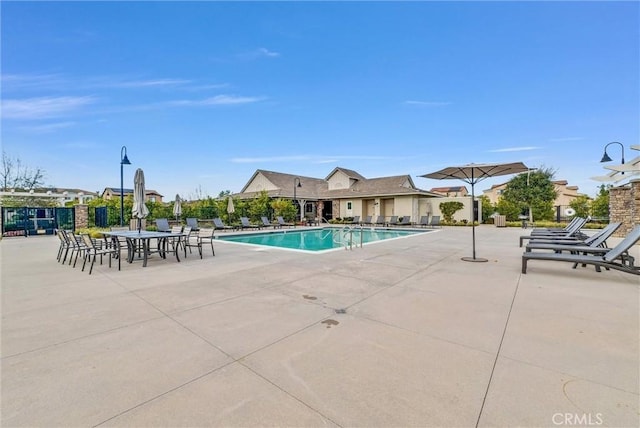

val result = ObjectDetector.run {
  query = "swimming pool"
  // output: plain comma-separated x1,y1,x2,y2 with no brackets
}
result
216,227,431,252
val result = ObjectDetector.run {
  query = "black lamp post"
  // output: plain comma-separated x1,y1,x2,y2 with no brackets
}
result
120,146,131,226
600,141,625,175
293,177,302,223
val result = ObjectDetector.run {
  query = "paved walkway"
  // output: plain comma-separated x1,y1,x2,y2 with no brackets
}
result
1,226,638,427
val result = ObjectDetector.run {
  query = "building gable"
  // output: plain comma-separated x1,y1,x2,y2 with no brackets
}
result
242,171,280,193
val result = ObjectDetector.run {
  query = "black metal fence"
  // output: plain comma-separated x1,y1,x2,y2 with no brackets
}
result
1,207,75,237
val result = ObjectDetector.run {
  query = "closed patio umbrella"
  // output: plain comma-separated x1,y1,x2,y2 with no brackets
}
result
131,168,150,232
421,161,529,262
173,194,182,221
227,196,235,223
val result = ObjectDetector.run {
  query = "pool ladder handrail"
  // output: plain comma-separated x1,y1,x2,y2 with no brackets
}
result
338,225,363,250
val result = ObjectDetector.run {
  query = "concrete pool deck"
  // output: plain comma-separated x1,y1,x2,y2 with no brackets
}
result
1,226,638,427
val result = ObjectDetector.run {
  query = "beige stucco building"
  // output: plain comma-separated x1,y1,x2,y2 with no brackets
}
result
237,167,450,222
101,187,164,203
482,180,582,207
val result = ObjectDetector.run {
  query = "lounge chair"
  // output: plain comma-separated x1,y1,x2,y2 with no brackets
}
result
360,215,373,226
531,217,582,234
519,217,588,247
428,215,441,228
261,216,278,228
350,215,360,225
373,215,386,226
398,216,412,226
417,216,430,228
240,217,261,230
213,217,234,231
522,225,640,275
277,216,294,228
186,217,199,231
386,216,399,226
525,223,621,250
155,218,170,232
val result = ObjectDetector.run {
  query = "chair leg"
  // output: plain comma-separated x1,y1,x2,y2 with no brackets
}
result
210,240,214,256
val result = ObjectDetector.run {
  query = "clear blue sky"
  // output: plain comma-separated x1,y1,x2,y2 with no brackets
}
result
2,1,638,200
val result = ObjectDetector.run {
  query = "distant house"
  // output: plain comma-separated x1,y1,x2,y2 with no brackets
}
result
236,167,443,222
0,187,98,206
483,180,582,206
430,186,468,197
101,187,164,203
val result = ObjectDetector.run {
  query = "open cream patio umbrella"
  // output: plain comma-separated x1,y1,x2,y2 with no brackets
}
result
131,168,150,232
421,161,529,262
173,194,182,221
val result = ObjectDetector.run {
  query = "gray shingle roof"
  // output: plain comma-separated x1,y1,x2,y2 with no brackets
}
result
237,169,441,199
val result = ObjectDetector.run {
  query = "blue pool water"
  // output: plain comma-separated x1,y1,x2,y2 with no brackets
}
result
216,227,429,252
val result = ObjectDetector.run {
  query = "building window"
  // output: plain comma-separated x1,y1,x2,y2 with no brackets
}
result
149,197,156,203
347,202,352,210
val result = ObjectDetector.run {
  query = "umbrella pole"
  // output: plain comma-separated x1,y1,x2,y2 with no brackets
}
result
462,181,488,262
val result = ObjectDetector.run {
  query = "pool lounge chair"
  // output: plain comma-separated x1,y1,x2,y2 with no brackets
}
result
522,225,640,275
360,216,373,226
349,215,360,225
417,216,430,228
428,215,441,228
530,217,582,234
525,222,621,250
261,216,279,228
386,216,399,226
519,217,588,247
155,218,170,232
240,217,261,230
186,217,199,231
398,216,412,226
373,216,386,226
277,216,294,228
213,217,234,231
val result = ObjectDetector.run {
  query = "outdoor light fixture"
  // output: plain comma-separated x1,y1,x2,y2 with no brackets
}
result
600,141,625,174
120,146,131,226
293,177,302,222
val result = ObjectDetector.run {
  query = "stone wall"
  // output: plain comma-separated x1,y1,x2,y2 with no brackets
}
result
609,179,640,237
75,204,88,230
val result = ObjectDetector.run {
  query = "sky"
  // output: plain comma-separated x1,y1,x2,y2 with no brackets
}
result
2,1,638,201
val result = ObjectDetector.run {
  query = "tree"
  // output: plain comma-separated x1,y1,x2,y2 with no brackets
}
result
569,195,591,219
500,167,558,222
270,198,297,222
479,195,494,222
591,185,610,220
248,190,272,220
439,201,464,223
1,151,47,191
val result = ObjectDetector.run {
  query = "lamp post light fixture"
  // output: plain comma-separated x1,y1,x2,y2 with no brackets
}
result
120,146,131,226
600,141,625,175
293,177,302,223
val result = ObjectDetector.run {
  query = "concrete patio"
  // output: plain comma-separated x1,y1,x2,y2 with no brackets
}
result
1,226,638,427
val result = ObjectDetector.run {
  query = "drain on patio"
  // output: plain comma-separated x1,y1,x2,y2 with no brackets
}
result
334,308,347,314
321,319,339,328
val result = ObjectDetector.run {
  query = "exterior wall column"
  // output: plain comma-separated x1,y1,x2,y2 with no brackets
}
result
609,179,640,237
75,204,88,230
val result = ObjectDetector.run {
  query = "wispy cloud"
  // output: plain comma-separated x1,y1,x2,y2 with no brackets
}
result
2,96,96,119
17,121,76,133
404,100,452,107
60,141,101,150
488,146,542,153
1,73,67,91
237,47,281,61
231,154,407,163
165,95,264,107
110,78,191,88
